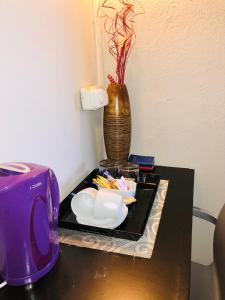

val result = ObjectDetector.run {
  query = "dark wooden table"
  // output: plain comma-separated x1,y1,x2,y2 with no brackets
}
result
0,166,194,300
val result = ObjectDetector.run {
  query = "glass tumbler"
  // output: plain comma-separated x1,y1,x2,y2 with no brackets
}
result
99,159,125,178
118,162,139,181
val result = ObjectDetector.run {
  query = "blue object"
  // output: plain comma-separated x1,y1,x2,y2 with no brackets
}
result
129,154,155,167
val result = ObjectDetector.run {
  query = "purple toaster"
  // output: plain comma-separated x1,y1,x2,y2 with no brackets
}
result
0,163,60,286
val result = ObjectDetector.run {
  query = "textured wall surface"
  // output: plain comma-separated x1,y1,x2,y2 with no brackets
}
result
101,0,225,263
0,0,103,200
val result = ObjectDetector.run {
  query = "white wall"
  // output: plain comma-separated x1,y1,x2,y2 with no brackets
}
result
0,0,103,200
100,0,225,264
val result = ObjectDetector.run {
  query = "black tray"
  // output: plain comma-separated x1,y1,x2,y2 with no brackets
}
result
58,169,160,241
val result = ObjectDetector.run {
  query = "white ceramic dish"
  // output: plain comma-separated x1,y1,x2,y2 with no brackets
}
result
75,205,128,229
71,188,129,229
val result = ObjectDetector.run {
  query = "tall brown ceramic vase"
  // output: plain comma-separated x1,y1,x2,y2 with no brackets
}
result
104,84,131,161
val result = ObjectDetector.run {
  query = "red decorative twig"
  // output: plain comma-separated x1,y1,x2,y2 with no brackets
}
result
107,74,117,85
98,0,144,84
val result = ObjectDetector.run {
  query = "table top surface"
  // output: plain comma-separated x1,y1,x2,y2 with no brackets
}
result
0,166,194,300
